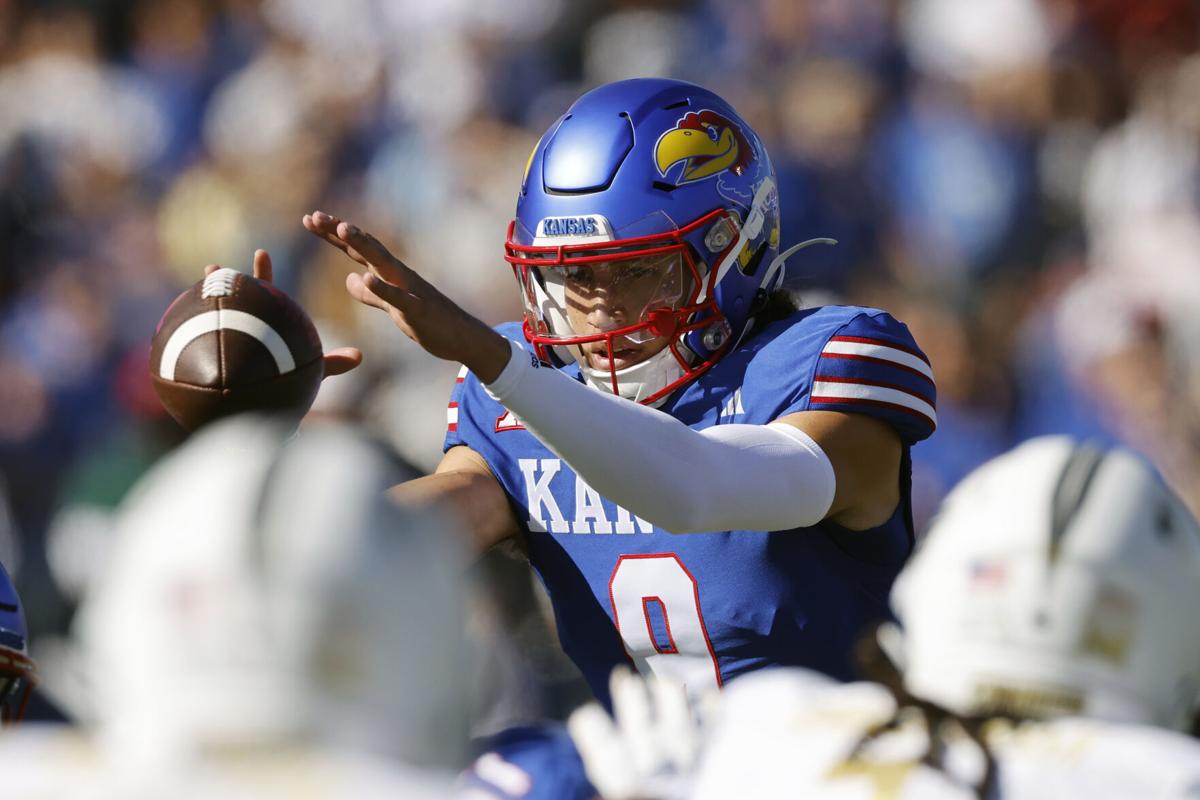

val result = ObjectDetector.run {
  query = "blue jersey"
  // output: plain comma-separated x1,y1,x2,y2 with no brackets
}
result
444,306,936,707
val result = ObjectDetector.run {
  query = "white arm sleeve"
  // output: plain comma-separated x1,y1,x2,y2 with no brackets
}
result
485,339,835,533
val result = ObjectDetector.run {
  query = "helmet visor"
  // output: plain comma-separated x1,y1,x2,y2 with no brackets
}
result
505,208,732,402
506,211,720,347
533,250,688,344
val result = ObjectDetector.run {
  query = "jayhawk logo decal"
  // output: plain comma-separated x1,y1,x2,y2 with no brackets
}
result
654,110,754,185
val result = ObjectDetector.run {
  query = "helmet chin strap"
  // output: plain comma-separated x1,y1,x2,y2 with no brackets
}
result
580,346,684,408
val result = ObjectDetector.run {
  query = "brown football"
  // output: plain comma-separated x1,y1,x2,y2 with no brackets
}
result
150,268,324,431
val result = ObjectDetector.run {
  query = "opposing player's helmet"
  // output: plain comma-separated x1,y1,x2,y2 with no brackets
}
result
74,417,471,766
0,561,36,724
505,78,786,405
892,436,1200,730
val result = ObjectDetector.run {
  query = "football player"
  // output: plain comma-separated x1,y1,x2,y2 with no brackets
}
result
0,416,469,798
304,78,937,706
0,561,36,726
573,436,1200,799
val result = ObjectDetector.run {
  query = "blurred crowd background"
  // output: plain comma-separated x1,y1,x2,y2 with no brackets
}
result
1,0,1199,703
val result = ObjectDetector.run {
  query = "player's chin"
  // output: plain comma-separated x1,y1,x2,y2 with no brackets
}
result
584,343,661,372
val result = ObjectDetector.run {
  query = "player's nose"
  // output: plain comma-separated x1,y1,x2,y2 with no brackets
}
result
586,301,626,332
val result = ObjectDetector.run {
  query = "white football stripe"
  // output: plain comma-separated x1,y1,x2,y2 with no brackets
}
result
821,339,934,381
159,310,295,381
457,364,470,379
811,380,937,424
447,406,459,425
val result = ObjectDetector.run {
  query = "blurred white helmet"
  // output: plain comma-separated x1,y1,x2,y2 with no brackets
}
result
73,415,471,768
892,435,1200,731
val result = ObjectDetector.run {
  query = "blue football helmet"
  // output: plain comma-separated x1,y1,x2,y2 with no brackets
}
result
0,562,35,724
505,78,784,405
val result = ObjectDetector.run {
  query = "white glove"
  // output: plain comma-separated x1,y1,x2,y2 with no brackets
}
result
567,668,706,800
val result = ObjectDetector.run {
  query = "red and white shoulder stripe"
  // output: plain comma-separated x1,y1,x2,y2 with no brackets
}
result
812,336,936,429
819,336,933,381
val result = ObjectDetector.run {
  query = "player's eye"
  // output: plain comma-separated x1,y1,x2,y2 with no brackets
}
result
570,266,594,283
556,265,595,287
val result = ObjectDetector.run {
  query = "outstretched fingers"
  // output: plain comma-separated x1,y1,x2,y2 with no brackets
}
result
333,222,413,288
305,209,421,297
346,272,416,320
345,272,391,312
302,212,370,268
345,272,418,340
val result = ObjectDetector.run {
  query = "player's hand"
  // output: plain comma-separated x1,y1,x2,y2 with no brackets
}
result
203,249,362,378
567,668,702,800
302,210,512,383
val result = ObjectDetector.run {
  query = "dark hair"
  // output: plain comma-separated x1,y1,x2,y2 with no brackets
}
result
751,288,801,328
